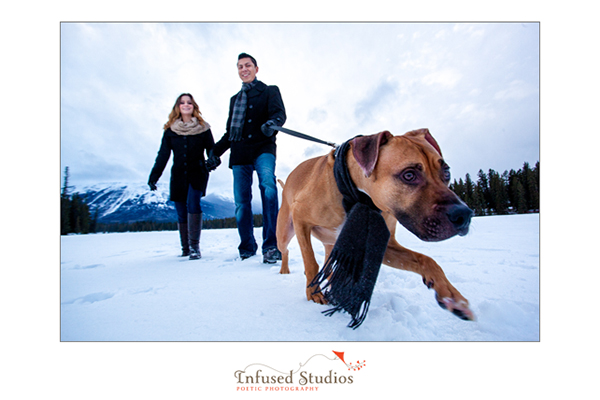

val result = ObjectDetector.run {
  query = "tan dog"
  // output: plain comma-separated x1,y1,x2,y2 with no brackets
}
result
277,129,475,321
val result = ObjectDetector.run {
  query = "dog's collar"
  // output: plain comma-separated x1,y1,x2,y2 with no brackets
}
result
333,137,381,214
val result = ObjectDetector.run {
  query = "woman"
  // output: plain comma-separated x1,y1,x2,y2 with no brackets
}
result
148,93,215,260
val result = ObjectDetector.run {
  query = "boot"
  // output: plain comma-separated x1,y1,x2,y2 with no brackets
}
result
178,222,190,257
188,213,202,260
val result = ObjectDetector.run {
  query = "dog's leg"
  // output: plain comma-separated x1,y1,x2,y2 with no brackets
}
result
323,244,333,265
292,217,327,304
277,222,294,275
323,243,334,282
383,238,475,320
277,199,294,275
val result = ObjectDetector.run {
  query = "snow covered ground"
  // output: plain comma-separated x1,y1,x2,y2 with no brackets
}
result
60,214,539,341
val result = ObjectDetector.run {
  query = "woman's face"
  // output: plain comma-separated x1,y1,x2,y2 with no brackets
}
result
179,96,194,117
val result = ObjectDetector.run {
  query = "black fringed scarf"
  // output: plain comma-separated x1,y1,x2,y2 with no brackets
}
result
308,137,390,329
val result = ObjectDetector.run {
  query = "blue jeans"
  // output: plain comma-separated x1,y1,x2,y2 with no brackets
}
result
232,153,279,256
174,184,203,223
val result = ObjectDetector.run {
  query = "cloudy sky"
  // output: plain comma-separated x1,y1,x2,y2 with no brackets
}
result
61,22,539,197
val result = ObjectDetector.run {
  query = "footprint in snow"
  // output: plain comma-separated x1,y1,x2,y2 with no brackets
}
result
61,292,114,305
72,264,105,270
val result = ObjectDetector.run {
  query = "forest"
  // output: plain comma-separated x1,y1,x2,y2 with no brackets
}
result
449,161,539,216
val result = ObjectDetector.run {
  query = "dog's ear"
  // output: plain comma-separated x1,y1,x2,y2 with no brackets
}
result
352,131,393,178
406,128,443,157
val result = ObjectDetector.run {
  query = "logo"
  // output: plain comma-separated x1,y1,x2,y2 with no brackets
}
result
234,351,366,392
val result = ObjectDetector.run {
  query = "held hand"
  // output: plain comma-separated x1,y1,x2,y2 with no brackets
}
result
261,120,277,137
206,153,221,172
148,181,157,191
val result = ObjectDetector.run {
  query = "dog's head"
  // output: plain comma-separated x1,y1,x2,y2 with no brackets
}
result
348,129,473,241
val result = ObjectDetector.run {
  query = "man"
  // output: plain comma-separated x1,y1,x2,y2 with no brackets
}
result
208,53,286,263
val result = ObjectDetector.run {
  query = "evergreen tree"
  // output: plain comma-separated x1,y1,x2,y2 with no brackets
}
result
450,179,465,203
521,162,535,211
514,180,528,214
61,167,71,235
507,169,518,212
69,193,91,234
90,207,99,233
464,173,474,209
476,169,490,215
534,161,540,210
61,167,92,234
450,179,457,196
488,169,509,215
471,184,486,216
528,161,540,211
457,177,465,200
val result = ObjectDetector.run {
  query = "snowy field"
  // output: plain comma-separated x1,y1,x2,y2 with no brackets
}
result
60,214,539,341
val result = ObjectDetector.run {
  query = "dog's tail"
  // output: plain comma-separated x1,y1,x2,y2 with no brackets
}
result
277,179,285,190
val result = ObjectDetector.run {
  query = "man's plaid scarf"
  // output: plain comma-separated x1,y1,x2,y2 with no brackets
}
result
229,79,257,141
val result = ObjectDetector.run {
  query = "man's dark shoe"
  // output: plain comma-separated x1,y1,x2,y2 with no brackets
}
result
240,253,255,260
263,248,281,264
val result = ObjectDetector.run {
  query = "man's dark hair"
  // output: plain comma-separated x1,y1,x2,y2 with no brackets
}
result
238,53,257,67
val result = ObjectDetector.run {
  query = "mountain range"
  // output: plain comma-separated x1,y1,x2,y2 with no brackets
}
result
79,183,260,223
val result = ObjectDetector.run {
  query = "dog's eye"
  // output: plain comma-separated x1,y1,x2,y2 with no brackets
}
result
400,169,418,184
439,160,451,182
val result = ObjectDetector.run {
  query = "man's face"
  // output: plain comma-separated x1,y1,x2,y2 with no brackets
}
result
237,57,259,83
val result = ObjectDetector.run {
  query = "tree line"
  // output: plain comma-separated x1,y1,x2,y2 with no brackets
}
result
449,161,539,216
62,161,538,235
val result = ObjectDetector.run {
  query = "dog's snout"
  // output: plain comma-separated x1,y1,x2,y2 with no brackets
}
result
447,204,473,235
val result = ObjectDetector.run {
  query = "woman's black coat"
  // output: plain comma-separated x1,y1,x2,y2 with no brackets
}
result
149,128,215,202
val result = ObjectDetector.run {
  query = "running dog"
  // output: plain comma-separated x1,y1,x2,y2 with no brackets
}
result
276,129,475,321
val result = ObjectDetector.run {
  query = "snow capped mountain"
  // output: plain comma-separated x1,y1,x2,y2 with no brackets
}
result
79,183,244,223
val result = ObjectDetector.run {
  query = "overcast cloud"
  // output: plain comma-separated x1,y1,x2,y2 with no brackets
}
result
60,22,539,198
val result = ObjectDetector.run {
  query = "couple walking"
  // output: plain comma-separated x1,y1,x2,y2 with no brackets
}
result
148,53,286,264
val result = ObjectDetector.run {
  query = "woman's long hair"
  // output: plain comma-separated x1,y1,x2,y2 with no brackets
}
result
164,93,205,130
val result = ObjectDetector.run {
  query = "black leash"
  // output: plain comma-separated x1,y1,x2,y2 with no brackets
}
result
273,126,337,148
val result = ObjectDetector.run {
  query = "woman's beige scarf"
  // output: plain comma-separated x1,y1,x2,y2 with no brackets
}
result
170,117,211,136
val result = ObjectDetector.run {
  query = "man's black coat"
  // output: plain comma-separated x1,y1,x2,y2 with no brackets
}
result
213,80,286,167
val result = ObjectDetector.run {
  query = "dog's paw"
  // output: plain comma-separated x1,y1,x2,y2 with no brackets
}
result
422,276,475,321
423,277,435,289
436,296,475,321
279,265,290,274
306,289,328,305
